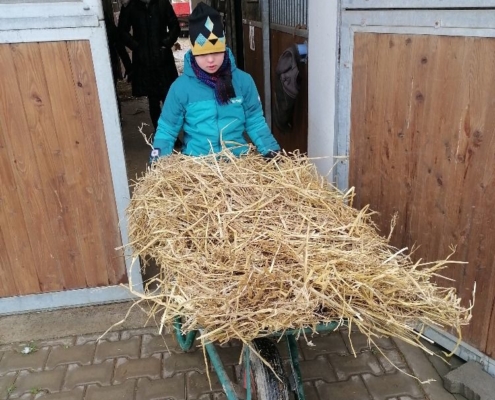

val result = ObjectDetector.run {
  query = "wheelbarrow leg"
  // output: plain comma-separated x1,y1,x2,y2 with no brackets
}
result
286,334,306,400
244,346,252,400
205,341,239,400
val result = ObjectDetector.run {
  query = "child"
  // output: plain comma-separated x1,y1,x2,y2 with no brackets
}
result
150,2,280,160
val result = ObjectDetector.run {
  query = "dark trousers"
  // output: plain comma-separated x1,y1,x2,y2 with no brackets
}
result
148,92,182,148
148,94,162,131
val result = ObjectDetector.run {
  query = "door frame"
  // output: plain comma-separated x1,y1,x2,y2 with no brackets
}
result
342,0,495,8
336,8,495,375
0,0,143,315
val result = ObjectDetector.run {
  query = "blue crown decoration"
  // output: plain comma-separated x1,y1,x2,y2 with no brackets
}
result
195,33,208,46
204,16,214,32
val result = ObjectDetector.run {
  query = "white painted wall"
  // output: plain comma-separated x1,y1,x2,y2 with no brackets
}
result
307,0,340,179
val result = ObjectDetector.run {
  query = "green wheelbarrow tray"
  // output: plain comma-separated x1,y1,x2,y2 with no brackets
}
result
173,316,344,400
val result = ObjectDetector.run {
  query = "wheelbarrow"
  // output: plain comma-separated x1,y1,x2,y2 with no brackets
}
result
173,316,342,399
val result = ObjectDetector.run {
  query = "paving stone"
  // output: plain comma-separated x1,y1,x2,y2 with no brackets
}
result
163,351,206,378
75,332,119,346
0,345,16,353
136,375,186,400
34,387,84,400
329,351,383,380
444,361,495,400
186,368,235,400
377,349,407,374
85,379,135,400
0,349,49,374
427,354,454,379
94,337,140,363
315,375,371,400
300,332,349,360
63,360,113,390
9,367,66,397
0,372,17,400
362,372,425,399
272,337,306,361
17,394,34,400
301,381,320,400
141,335,182,356
393,338,456,400
45,344,95,370
419,339,464,377
36,339,75,349
341,330,396,354
298,355,337,383
215,346,242,367
114,355,162,384
121,327,163,340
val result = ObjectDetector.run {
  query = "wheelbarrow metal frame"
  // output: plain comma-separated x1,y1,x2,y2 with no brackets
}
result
173,317,341,400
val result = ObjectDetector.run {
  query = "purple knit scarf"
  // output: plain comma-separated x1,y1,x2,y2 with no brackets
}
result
191,52,236,105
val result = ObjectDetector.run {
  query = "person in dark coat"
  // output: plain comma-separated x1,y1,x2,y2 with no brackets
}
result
118,0,181,131
103,0,132,119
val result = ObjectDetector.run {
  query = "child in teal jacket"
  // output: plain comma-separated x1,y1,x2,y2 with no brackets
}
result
151,2,280,160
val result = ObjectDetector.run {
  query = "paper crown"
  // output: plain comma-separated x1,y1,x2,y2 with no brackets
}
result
189,2,226,56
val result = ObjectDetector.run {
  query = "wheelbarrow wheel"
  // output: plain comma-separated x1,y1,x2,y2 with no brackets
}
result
241,338,290,400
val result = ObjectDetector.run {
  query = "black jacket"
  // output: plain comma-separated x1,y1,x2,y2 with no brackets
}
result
118,0,180,97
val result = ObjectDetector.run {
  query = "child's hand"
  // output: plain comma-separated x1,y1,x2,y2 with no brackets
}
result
263,150,281,160
149,148,161,163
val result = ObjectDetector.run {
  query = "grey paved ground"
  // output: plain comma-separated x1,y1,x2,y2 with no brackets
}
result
0,302,467,400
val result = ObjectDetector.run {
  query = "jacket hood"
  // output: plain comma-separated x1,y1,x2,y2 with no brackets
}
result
183,48,237,78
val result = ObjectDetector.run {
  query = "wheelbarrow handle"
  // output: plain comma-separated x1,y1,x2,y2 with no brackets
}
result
173,316,198,351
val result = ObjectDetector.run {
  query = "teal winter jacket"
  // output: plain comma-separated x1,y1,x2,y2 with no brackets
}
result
152,48,280,157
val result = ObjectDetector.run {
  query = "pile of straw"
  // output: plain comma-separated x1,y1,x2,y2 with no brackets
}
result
126,147,472,356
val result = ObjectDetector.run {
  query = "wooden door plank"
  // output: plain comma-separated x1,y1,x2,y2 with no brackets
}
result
433,37,494,351
375,33,416,241
0,89,38,296
7,43,67,292
39,41,109,288
11,42,88,290
457,38,495,352
0,228,19,297
0,44,57,294
348,33,372,208
0,110,27,297
477,69,495,355
395,35,431,249
422,37,470,267
66,40,126,285
405,35,442,258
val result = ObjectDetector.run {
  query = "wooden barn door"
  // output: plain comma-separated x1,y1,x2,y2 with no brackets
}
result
338,8,495,366
0,40,126,298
